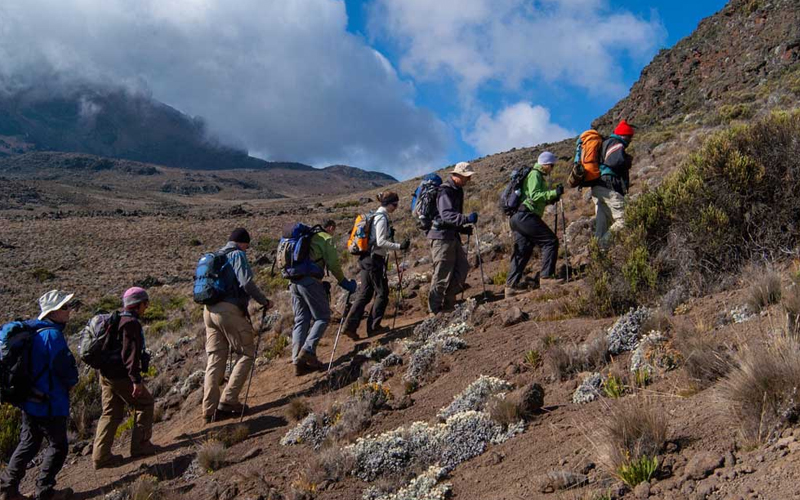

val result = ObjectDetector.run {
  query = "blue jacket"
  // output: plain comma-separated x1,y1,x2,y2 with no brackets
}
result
23,320,79,417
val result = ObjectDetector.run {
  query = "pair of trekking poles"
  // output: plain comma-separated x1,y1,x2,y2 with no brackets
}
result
463,223,488,301
553,199,571,283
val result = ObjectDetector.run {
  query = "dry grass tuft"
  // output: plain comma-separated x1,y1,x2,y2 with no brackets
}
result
545,333,608,380
719,335,800,446
303,446,355,485
214,424,249,447
286,398,312,423
487,396,522,429
745,263,782,313
783,278,800,338
197,439,227,473
594,398,667,483
675,325,731,388
127,474,161,500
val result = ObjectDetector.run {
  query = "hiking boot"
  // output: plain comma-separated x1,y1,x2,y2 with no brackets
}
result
294,360,311,376
297,350,324,371
367,325,390,337
540,274,565,285
0,489,29,500
36,488,73,500
93,453,124,470
131,441,162,458
217,402,247,417
505,286,525,298
203,414,216,425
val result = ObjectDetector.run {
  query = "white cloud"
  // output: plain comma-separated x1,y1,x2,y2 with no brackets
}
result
0,0,448,177
370,0,665,98
466,102,575,155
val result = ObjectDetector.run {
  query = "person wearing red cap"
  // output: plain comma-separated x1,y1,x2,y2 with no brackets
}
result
592,119,635,247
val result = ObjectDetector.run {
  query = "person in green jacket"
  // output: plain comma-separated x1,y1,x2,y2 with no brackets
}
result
505,151,564,297
290,225,357,376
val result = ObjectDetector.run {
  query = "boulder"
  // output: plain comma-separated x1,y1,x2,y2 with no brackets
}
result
685,452,724,480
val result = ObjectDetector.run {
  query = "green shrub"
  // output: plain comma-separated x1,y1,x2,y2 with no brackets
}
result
492,268,509,286
603,374,625,399
116,414,135,438
719,103,756,122
617,455,659,488
0,404,21,462
141,301,167,322
148,318,184,336
523,349,541,369
70,371,102,439
255,236,278,253
93,295,122,312
333,200,361,209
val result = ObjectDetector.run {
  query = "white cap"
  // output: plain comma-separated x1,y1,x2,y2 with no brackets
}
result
37,290,74,320
452,162,475,177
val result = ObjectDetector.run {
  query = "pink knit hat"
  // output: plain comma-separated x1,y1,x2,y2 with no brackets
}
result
122,287,150,309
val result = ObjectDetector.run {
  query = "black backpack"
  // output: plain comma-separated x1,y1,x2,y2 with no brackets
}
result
78,312,122,369
410,173,443,231
0,321,46,406
498,166,532,216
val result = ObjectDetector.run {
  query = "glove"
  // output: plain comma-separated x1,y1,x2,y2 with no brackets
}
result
339,278,358,294
400,239,411,251
460,226,473,236
466,212,478,224
555,184,564,198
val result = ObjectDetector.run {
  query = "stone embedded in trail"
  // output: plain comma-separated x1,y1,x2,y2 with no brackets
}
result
685,451,724,480
178,369,205,397
501,306,528,327
572,373,603,405
606,306,651,355
536,470,589,493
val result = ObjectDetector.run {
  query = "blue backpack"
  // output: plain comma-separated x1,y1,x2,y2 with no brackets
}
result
498,166,532,216
0,321,45,406
193,248,236,305
410,173,443,231
277,223,325,280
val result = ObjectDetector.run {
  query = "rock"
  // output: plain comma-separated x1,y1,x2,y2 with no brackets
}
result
724,451,736,468
505,364,519,376
516,383,545,419
501,306,528,327
81,444,93,456
572,373,603,404
607,307,651,354
634,481,651,499
242,447,261,461
537,470,588,493
179,369,205,397
685,452,724,480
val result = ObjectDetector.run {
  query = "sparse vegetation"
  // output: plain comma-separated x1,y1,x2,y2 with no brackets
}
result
333,200,361,209
745,263,782,313
719,335,800,446
596,398,667,487
197,439,227,473
523,349,541,369
487,396,522,429
545,333,608,380
675,325,731,388
287,398,312,422
70,370,102,439
783,276,800,338
603,374,625,399
29,267,56,282
213,424,250,447
304,446,355,485
127,474,162,500
0,404,21,462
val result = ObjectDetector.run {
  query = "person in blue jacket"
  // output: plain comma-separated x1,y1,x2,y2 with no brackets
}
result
0,290,79,500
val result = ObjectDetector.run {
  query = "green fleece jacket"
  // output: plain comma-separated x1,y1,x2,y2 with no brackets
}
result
310,231,345,283
521,163,558,217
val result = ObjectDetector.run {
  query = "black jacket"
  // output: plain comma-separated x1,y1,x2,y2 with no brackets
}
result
427,178,469,241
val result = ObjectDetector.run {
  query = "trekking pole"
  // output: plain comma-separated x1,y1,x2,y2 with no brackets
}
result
240,307,269,423
392,251,404,331
472,224,488,300
327,291,352,373
560,199,571,283
462,231,471,301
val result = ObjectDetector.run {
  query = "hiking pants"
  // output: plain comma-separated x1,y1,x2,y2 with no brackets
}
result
344,254,389,335
202,302,256,419
290,277,331,362
507,211,559,287
591,185,625,247
428,238,469,314
92,375,154,463
0,413,68,497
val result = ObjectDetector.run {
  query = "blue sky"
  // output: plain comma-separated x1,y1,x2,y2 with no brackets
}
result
0,0,729,178
343,0,728,169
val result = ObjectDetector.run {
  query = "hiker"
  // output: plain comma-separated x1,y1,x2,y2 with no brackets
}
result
0,290,78,500
505,152,563,297
201,228,272,424
592,119,634,246
343,191,410,339
322,219,337,236
288,221,357,375
427,162,478,314
92,287,158,469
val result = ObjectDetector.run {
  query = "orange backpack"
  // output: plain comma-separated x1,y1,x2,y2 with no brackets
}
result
347,212,374,255
574,129,603,183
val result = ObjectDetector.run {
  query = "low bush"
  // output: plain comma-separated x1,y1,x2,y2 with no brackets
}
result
523,349,541,369
596,398,667,486
545,333,608,380
487,396,522,429
744,263,781,313
70,370,102,439
719,335,800,446
303,446,355,485
286,398,312,423
0,404,21,462
197,439,227,473
127,474,161,500
675,326,731,388
214,424,250,447
603,374,625,399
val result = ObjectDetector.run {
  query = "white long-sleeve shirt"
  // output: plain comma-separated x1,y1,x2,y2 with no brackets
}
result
370,206,401,258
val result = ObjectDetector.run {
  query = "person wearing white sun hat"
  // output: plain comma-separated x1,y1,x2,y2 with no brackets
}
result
0,290,78,500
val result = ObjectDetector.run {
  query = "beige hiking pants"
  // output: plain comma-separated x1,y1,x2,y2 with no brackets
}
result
92,375,154,463
202,301,255,418
591,185,626,247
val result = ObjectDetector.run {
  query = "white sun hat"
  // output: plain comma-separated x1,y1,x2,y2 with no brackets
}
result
37,290,75,320
452,162,475,177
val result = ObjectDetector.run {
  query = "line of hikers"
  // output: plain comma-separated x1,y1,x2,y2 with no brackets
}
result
0,119,634,500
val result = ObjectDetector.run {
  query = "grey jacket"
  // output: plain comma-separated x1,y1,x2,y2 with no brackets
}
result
370,206,401,258
427,178,468,241
219,242,270,310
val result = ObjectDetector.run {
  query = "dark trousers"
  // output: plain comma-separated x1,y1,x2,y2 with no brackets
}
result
344,254,389,335
507,211,559,287
0,413,68,496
